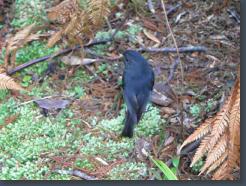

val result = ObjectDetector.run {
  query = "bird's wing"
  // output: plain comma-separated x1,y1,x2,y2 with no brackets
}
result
123,90,139,114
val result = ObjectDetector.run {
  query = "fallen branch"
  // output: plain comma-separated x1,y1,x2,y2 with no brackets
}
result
137,46,207,53
6,39,111,75
53,169,97,180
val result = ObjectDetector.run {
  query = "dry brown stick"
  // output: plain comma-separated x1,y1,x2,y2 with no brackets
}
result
160,0,185,138
160,0,184,83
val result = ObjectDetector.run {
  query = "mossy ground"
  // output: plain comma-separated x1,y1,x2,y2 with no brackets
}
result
0,94,163,180
0,0,163,180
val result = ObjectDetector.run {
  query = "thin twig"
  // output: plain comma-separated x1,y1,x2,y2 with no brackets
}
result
160,0,185,138
160,0,184,83
137,46,207,53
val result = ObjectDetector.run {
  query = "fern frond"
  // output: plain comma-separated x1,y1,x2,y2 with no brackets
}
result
190,135,210,167
47,0,79,24
179,118,213,153
180,71,240,180
206,98,232,151
88,0,111,28
46,0,111,48
0,73,23,91
6,24,35,51
206,153,227,175
199,132,228,174
211,79,240,180
47,30,63,48
4,24,40,68
212,161,231,180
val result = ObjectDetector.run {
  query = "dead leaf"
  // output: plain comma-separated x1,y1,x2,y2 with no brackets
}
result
164,136,175,146
134,138,152,161
161,107,176,115
151,83,176,106
4,24,41,68
35,98,71,110
151,91,173,107
61,55,97,65
0,73,24,91
143,29,160,44
142,19,162,32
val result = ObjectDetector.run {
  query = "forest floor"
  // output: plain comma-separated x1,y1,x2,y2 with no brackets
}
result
0,0,240,180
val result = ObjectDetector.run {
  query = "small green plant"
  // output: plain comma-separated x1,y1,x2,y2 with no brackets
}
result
21,75,32,87
73,86,85,98
14,41,59,86
11,0,48,28
97,63,109,76
191,159,204,174
94,23,143,45
75,159,94,170
127,24,142,36
108,162,148,180
190,104,201,117
170,156,180,176
205,99,217,112
0,98,16,125
0,90,9,101
16,41,59,66
150,156,178,180
92,44,109,56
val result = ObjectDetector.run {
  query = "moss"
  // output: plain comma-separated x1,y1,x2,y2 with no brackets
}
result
0,90,9,101
107,162,148,180
0,96,163,179
75,159,94,170
0,98,16,125
191,159,204,174
11,0,48,28
79,133,134,161
98,104,163,137
0,104,83,180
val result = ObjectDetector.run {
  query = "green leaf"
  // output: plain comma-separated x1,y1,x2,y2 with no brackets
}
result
171,167,177,175
21,81,30,87
22,75,32,82
172,156,180,168
150,157,178,180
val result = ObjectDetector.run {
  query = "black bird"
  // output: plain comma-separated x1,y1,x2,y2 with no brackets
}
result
121,50,155,138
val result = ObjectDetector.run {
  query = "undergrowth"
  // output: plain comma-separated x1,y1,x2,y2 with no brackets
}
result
11,0,48,28
0,97,163,180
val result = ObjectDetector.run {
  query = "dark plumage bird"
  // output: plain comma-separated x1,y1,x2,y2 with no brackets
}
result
121,50,155,138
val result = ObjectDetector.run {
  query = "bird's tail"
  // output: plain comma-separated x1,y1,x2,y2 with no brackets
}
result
121,110,137,138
